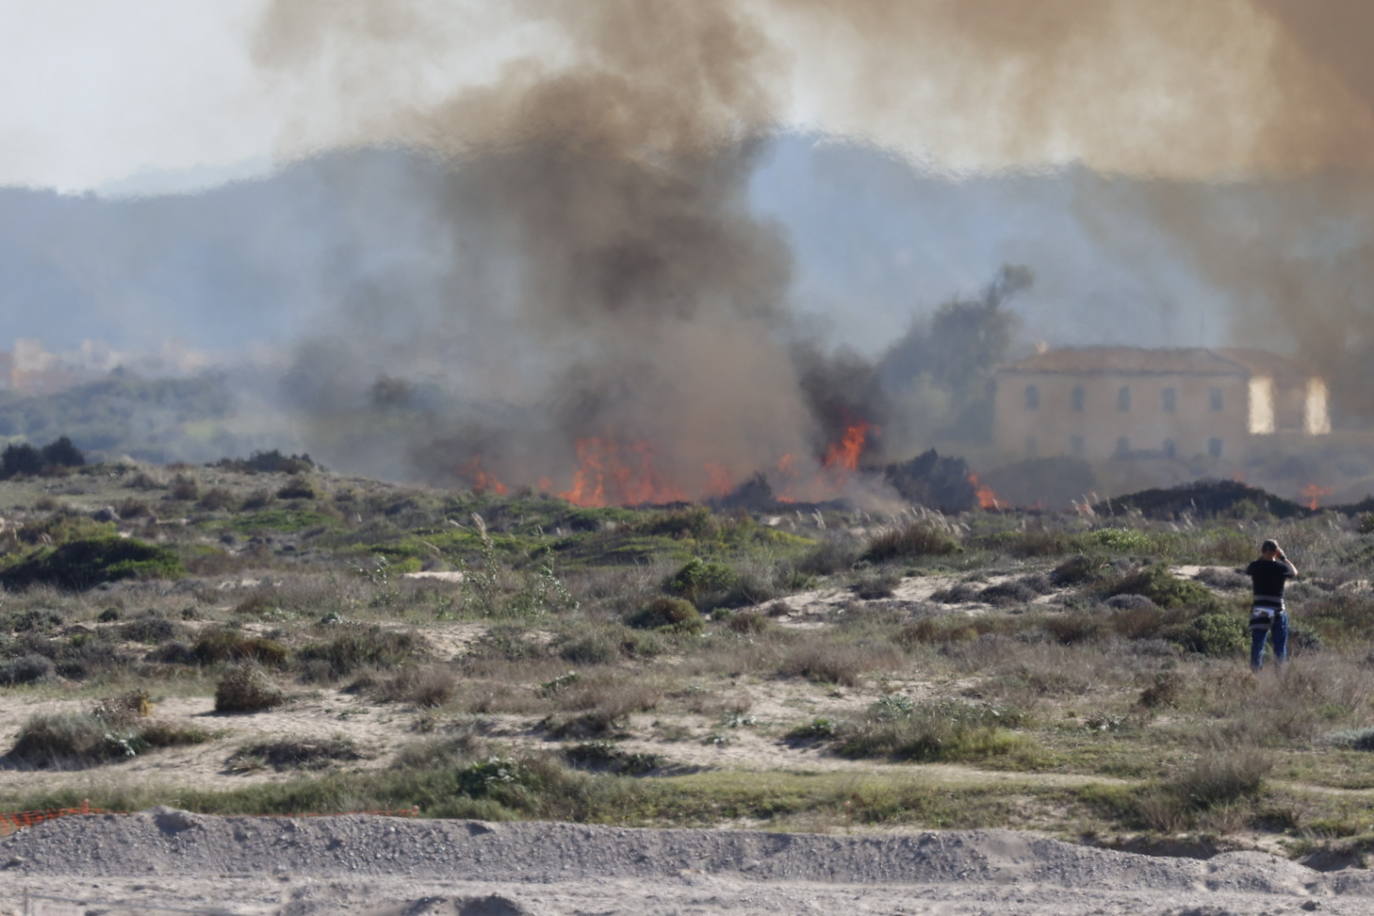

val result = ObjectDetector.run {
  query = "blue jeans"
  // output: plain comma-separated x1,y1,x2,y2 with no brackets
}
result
1250,610,1288,670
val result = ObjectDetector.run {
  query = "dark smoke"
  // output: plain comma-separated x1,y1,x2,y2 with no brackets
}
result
248,1,1374,501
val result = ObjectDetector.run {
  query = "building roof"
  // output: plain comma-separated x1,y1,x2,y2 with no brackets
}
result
999,347,1313,378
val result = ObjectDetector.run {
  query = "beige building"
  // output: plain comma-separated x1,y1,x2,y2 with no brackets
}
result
993,347,1330,461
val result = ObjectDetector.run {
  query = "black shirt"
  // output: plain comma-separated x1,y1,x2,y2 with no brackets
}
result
1246,558,1296,608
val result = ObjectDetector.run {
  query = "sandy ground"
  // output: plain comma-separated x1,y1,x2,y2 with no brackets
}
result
2,811,1371,915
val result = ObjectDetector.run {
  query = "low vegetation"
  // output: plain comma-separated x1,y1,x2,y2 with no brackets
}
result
1,457,1372,861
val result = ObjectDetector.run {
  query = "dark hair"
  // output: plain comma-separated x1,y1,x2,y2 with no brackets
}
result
1261,539,1280,553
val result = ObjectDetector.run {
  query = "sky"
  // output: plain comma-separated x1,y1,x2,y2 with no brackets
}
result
0,0,1345,194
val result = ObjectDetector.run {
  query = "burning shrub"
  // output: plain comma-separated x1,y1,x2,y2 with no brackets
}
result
861,522,960,563
627,596,703,634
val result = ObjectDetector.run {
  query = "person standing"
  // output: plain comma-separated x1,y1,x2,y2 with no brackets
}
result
1246,539,1298,671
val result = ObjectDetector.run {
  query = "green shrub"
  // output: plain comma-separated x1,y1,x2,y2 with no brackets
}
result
214,665,286,713
6,704,207,768
563,741,662,775
1049,554,1108,586
276,477,318,500
833,698,1029,763
1180,613,1248,657
627,596,703,634
1103,565,1220,613
1326,727,1374,751
861,522,960,563
0,654,55,685
191,629,290,667
226,736,363,772
664,558,738,609
297,624,427,679
0,537,184,591
196,487,236,510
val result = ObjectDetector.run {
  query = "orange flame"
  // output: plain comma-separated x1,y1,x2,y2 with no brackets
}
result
704,461,734,498
558,438,688,507
822,422,874,475
968,472,1000,510
462,458,508,495
1302,483,1332,511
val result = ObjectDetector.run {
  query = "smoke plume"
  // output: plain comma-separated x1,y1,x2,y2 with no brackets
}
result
249,1,1374,500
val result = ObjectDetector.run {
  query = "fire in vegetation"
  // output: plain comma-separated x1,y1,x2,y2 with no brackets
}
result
967,472,1002,510
1303,483,1333,511
458,421,883,508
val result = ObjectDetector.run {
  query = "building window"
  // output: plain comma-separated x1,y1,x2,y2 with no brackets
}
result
1208,437,1223,458
1071,385,1085,411
1117,386,1131,411
1209,387,1224,411
1024,384,1040,410
1161,387,1176,413
1163,438,1177,458
1115,436,1130,457
1025,435,1039,457
1070,435,1085,457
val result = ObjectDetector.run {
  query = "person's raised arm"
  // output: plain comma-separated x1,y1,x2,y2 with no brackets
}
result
1277,549,1298,578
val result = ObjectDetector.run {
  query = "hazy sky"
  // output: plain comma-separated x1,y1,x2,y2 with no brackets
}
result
1,0,1347,193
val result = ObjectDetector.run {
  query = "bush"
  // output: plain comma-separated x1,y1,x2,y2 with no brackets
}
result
118,616,184,644
797,540,860,575
833,698,1029,763
196,487,236,510
276,477,317,500
0,437,85,480
0,537,184,591
663,558,738,609
168,474,200,501
296,625,427,680
778,639,896,686
1103,565,1220,613
226,736,363,771
627,596,703,634
861,522,960,563
1326,727,1374,751
6,703,207,768
191,629,290,667
557,629,624,665
373,665,457,708
1049,554,1107,587
563,741,662,775
0,654,55,686
216,450,315,475
1180,613,1248,657
214,665,286,713
853,570,901,600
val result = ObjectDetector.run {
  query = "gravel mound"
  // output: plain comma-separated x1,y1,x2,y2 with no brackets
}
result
3,810,1373,914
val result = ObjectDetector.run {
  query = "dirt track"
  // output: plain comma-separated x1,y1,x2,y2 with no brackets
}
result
2,810,1372,915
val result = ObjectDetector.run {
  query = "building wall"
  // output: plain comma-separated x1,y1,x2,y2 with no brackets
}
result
992,371,1251,461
